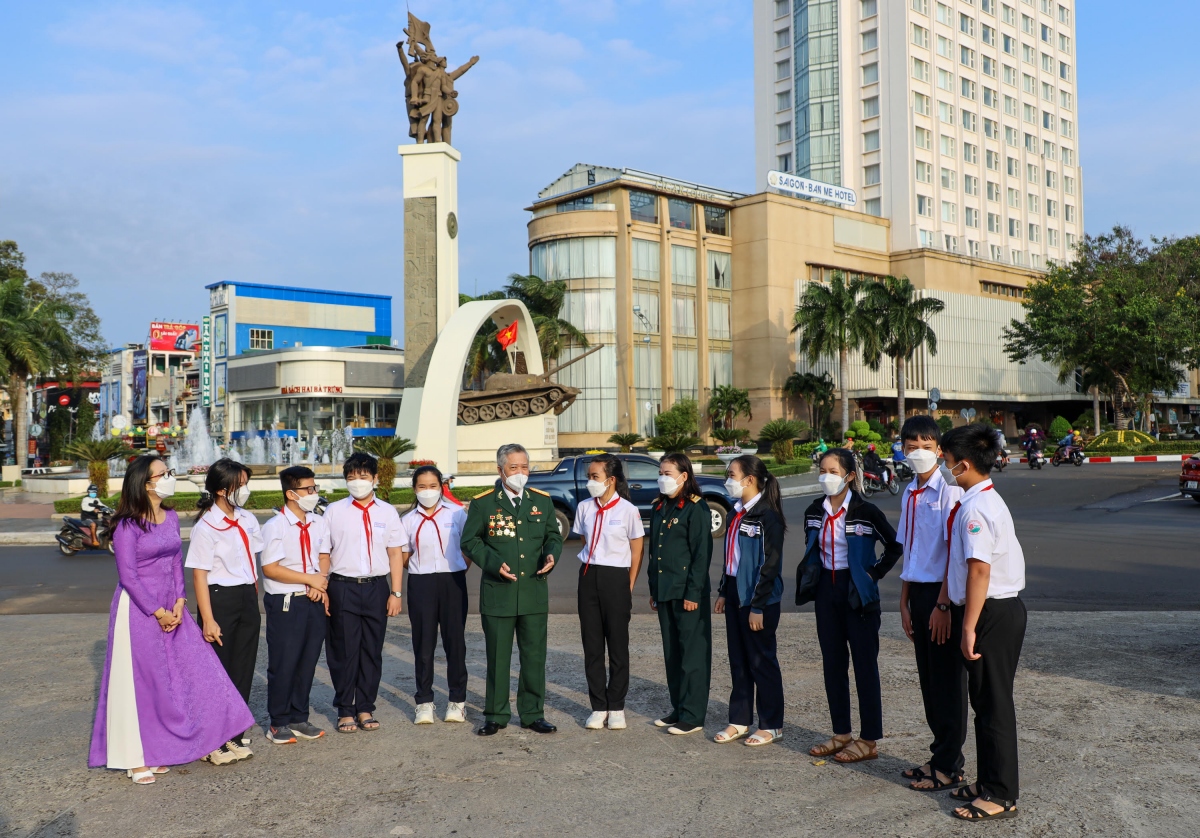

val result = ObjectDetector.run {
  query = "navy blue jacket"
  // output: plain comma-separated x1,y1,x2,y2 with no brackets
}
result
795,492,902,613
718,501,785,613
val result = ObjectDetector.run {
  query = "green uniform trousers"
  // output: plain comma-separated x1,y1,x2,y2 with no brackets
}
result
481,612,548,726
657,598,712,726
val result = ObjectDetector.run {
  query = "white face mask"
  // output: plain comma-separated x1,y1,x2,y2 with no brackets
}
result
346,479,375,500
153,474,177,499
657,475,680,496
905,449,938,475
724,477,745,499
586,479,609,498
416,488,442,508
232,485,251,507
818,473,847,496
295,492,321,513
504,473,528,494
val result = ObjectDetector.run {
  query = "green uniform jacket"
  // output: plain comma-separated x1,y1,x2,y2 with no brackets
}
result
460,482,563,617
647,494,713,604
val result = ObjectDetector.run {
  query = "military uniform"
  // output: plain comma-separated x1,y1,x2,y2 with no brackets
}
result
460,482,563,726
647,493,714,727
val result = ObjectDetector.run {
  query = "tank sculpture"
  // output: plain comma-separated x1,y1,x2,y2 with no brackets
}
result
457,344,604,425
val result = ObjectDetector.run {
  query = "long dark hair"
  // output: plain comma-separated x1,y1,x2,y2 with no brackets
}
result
195,458,252,519
730,454,786,532
589,454,631,501
818,448,858,495
113,454,171,532
411,464,444,489
657,452,701,503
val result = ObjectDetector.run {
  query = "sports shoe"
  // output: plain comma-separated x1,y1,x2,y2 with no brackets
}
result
654,715,677,728
226,740,253,760
667,722,703,736
291,722,325,740
607,711,627,730
239,731,253,747
444,702,467,723
267,726,297,744
414,703,436,725
585,711,608,730
204,745,239,766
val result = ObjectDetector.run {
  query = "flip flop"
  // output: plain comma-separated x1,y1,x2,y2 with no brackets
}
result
337,718,358,734
714,725,749,743
745,728,783,747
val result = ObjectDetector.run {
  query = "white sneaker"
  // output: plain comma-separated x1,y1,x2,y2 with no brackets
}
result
204,745,239,765
414,703,436,725
607,711,627,730
227,740,253,760
585,711,608,730
444,701,466,723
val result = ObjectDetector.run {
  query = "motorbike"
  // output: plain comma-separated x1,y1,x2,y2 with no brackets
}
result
994,449,1010,472
887,458,915,482
57,505,116,556
1052,445,1084,467
860,466,901,497
1027,447,1045,469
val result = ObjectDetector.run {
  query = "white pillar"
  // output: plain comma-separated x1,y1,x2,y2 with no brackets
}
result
397,142,460,335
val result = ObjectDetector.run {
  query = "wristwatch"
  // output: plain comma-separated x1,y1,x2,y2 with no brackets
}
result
936,603,950,612
391,590,403,599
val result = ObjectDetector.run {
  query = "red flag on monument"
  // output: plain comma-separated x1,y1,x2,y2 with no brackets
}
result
496,320,519,350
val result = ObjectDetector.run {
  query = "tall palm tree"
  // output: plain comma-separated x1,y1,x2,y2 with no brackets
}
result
861,276,945,422
791,272,875,437
707,384,752,430
503,273,588,364
0,276,78,469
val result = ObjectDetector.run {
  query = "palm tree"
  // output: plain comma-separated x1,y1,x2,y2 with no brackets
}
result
503,274,588,364
791,272,875,438
607,432,643,453
0,276,78,470
707,385,752,431
861,276,944,422
356,436,416,503
65,438,135,491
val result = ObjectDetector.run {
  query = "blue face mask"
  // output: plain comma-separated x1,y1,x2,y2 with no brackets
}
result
88,492,98,498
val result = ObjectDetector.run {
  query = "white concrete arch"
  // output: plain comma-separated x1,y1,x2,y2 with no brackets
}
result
396,300,544,471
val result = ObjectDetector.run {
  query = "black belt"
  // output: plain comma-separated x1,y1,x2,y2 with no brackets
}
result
330,573,386,584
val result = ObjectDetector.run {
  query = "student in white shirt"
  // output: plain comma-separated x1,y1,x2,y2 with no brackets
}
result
895,416,968,792
941,423,1027,822
259,466,331,745
400,465,471,726
321,452,406,735
571,454,645,731
186,458,262,757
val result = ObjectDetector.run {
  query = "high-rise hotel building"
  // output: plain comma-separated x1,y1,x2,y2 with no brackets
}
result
755,0,1083,267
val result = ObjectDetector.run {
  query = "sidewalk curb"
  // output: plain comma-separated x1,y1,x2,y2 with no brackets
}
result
781,484,821,498
0,528,197,548
1018,454,1191,464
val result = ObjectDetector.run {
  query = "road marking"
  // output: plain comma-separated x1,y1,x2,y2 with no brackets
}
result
1144,494,1189,503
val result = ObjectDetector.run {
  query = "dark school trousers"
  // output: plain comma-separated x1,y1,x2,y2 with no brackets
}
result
657,597,712,726
908,581,968,775
966,596,1027,802
577,564,632,712
814,569,883,741
204,583,260,712
481,612,548,726
326,574,389,719
722,576,784,730
264,591,326,728
407,571,469,705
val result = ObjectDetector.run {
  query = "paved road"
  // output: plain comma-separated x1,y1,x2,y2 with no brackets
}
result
2,464,1194,615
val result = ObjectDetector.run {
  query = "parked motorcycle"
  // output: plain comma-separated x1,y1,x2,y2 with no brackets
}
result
57,505,116,556
1052,446,1084,467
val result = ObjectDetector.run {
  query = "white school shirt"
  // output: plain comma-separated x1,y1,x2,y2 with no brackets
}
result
820,494,850,571
324,495,406,578
185,506,264,587
723,492,762,576
947,479,1026,606
259,506,331,596
400,499,469,574
897,469,964,583
571,494,645,569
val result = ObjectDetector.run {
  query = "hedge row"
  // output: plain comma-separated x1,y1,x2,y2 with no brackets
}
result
1084,442,1200,455
54,486,483,515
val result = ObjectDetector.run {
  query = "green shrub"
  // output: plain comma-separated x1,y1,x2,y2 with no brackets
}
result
1048,415,1073,440
936,416,954,434
607,432,644,452
1086,429,1156,450
648,433,702,454
655,399,699,436
759,419,803,463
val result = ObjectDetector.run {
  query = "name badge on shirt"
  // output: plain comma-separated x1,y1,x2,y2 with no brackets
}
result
373,522,386,529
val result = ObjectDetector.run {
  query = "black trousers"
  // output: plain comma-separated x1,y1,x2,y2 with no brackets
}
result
326,574,389,718
723,576,784,729
814,569,883,740
204,584,260,710
264,591,326,727
908,582,968,775
407,571,469,704
966,597,1027,802
577,564,632,712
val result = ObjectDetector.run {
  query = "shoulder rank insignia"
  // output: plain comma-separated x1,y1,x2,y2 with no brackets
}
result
529,487,550,497
473,489,495,500
689,494,702,503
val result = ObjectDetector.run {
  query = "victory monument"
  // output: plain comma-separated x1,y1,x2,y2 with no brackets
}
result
395,14,585,472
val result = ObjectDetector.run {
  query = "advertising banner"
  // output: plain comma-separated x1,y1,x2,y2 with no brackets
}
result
148,322,200,353
201,316,212,407
131,350,149,423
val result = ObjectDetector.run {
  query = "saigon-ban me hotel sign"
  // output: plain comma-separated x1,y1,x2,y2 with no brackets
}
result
767,171,858,208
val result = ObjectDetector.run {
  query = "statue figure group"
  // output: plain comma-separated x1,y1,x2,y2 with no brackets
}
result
398,13,479,145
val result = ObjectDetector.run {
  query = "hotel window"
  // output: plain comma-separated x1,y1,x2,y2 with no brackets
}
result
1002,34,1016,55
987,180,1001,200
965,207,980,227
1061,147,1074,166
990,243,1005,260
945,234,959,252
1041,81,1055,102
862,62,879,84
632,239,660,281
864,197,882,216
961,46,976,69
1058,4,1070,24
670,244,697,285
1066,232,1077,248
531,237,617,281
777,153,792,171
1023,103,1036,123
937,37,953,59
983,87,997,108
707,300,731,340
864,163,881,185
1007,156,1019,176
915,126,932,149
704,206,729,236
776,59,791,81
249,329,274,350
668,199,694,230
913,0,929,13
1022,73,1036,94
984,117,999,138
962,79,977,101
963,111,978,132
969,240,981,257
1009,218,1021,238
1065,204,1075,222
1005,126,1018,146
1059,61,1071,81
982,56,996,78
1040,23,1052,43
1002,4,1015,25
937,3,952,24
964,174,979,194
1024,132,1037,152
776,28,791,49
1004,95,1017,116
960,13,975,36
864,129,881,151
629,190,657,223
1003,64,1017,86
776,90,792,111
861,29,878,51
1045,169,1058,189
1047,228,1059,246
916,160,933,183
1042,111,1054,130
941,167,957,190
981,24,996,45
1043,140,1056,159
1060,118,1074,138
964,142,979,163
1028,223,1041,243
1027,193,1039,212
1058,34,1071,53
1007,186,1020,207
708,250,732,289
633,293,659,333
1021,14,1034,34
1063,175,1075,195
775,0,789,17
982,0,995,13
672,295,696,337
986,150,1000,171
863,96,880,118
1046,199,1058,217
988,212,1002,232
939,101,954,123
914,92,931,115
912,58,930,81
777,122,793,142
918,195,934,217
862,0,878,17
912,24,929,47
1060,90,1073,110
1027,163,1038,183
940,134,955,156
1041,53,1053,72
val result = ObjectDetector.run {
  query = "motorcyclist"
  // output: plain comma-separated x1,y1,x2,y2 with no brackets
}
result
80,484,104,547
890,437,906,463
815,438,829,455
863,443,889,484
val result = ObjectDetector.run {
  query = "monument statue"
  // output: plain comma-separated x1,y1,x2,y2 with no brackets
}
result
397,13,479,146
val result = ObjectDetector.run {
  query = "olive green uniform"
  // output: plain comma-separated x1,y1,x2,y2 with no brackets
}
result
647,494,714,726
461,482,563,726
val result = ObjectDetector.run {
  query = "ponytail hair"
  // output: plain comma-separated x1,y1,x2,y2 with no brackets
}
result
195,457,252,519
589,454,631,502
731,454,786,532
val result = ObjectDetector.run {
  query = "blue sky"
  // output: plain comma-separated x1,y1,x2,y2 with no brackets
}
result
1,1,1196,346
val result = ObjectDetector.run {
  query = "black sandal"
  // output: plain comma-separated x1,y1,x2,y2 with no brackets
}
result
953,796,1018,821
950,783,982,802
337,718,358,733
910,770,966,792
357,716,380,731
901,765,929,780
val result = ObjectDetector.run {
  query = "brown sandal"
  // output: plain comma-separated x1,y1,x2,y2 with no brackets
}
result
809,734,852,757
833,738,878,763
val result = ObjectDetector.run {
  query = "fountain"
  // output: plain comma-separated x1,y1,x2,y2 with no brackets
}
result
172,407,221,474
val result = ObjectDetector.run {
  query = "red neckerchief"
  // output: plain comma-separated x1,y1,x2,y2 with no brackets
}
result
725,508,747,576
904,486,927,551
584,495,621,575
207,512,257,590
822,506,847,582
944,485,995,581
353,499,374,563
413,504,445,562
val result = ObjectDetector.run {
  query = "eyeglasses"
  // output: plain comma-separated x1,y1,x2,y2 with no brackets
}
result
290,486,319,495
149,468,176,482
